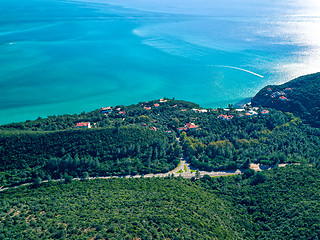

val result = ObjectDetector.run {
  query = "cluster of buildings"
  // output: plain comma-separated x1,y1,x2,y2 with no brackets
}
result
100,106,126,116
192,108,208,113
218,114,234,121
218,107,269,121
267,87,292,101
74,97,272,130
178,122,199,132
141,99,168,111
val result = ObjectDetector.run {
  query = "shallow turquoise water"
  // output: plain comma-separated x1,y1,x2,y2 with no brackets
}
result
1,0,319,124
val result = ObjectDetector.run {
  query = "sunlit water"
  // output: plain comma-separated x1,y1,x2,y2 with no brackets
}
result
0,0,319,124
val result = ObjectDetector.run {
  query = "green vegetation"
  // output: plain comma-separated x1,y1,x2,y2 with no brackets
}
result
1,73,320,239
197,165,320,239
0,127,181,187
252,72,320,127
184,165,187,172
179,110,320,171
0,177,248,239
1,94,320,187
1,165,319,239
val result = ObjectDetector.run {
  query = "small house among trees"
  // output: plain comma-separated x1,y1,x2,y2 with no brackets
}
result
75,122,92,128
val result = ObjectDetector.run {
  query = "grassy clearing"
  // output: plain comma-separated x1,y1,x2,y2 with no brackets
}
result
184,165,187,172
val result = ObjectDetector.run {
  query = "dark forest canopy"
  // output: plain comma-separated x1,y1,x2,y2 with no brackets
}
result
0,165,319,239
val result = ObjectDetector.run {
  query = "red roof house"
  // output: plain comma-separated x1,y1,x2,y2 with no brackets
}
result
75,122,92,128
279,96,288,101
218,114,234,120
178,127,188,132
119,111,126,116
186,122,198,129
178,123,198,132
149,126,157,131
100,107,112,114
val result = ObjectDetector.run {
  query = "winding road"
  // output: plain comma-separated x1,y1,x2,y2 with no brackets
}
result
0,136,293,192
0,159,290,193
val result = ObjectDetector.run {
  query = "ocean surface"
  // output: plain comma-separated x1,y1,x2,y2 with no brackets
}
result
1,0,320,124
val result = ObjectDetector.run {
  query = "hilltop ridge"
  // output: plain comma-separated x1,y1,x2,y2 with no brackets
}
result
252,72,320,127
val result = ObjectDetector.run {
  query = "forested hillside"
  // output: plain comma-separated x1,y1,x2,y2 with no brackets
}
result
197,165,320,239
179,110,320,171
0,127,181,187
252,72,320,127
1,165,319,239
1,96,320,187
0,177,250,240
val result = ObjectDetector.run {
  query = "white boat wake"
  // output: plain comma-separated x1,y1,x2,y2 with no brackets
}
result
214,65,264,78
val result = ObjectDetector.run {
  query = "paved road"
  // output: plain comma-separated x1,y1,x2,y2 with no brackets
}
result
0,137,295,192
0,163,293,192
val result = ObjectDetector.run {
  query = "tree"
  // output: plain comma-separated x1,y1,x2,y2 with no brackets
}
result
202,174,211,181
64,175,73,184
241,159,251,169
195,169,200,179
228,104,234,110
170,118,180,128
82,172,89,181
242,169,255,179
33,177,42,187
251,172,267,185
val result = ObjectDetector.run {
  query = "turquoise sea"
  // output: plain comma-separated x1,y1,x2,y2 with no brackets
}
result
1,0,320,124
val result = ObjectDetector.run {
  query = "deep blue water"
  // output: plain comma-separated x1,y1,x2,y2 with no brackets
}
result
1,0,320,124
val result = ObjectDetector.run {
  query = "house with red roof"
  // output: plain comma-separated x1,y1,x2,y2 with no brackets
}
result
177,122,199,132
218,114,234,121
149,126,157,131
75,122,92,128
118,111,126,116
144,107,151,110
279,96,288,101
100,107,112,114
261,110,269,115
154,103,160,108
185,122,198,130
267,87,272,92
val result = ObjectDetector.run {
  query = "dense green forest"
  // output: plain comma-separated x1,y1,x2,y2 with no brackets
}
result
252,72,320,127
0,165,319,239
179,109,320,171
0,127,181,187
1,73,320,188
1,96,320,187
